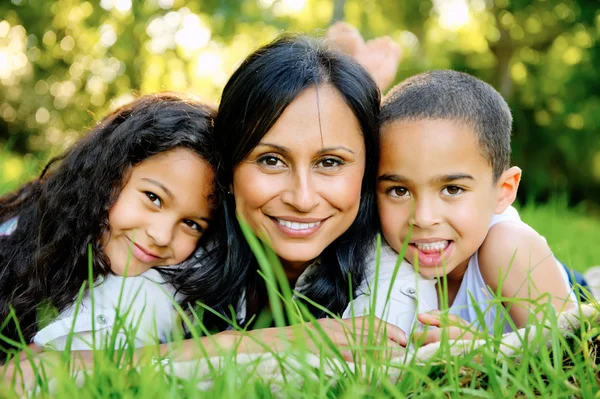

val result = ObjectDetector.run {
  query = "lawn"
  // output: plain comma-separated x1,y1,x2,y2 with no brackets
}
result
1,153,599,398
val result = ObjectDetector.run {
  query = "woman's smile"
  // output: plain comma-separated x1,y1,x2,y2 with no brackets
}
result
270,215,328,238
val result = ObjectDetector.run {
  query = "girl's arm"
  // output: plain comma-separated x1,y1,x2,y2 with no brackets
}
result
3,317,406,392
478,221,575,328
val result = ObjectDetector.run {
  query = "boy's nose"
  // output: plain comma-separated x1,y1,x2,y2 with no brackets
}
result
410,199,441,228
280,170,320,212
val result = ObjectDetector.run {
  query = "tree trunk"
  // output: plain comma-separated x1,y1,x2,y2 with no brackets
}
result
330,0,346,24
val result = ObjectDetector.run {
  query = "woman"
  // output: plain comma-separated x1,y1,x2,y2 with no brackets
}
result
170,33,405,358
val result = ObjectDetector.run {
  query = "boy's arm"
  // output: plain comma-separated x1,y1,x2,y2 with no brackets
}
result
478,221,574,328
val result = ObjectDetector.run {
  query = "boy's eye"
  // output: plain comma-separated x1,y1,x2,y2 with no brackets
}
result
442,186,463,196
388,187,410,198
182,219,203,233
316,157,344,169
145,192,162,207
257,155,284,168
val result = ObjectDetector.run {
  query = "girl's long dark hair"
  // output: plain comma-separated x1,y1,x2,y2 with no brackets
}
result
212,34,381,322
0,93,234,355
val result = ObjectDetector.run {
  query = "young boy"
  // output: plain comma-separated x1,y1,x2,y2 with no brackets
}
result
372,70,575,342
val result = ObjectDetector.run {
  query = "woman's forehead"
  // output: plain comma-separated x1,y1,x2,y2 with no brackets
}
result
256,85,364,152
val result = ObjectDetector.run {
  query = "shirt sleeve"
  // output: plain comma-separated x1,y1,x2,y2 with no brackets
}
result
33,270,180,350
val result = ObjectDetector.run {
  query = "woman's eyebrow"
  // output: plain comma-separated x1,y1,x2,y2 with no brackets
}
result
256,143,288,154
142,178,173,199
257,143,355,155
318,146,355,155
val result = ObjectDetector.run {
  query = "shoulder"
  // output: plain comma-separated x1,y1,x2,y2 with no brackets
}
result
480,221,548,263
34,271,179,349
478,221,553,288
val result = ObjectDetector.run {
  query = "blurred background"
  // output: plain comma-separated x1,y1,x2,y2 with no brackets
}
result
0,0,599,209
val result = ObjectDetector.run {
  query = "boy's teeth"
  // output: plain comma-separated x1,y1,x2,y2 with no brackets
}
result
415,240,449,252
276,219,321,230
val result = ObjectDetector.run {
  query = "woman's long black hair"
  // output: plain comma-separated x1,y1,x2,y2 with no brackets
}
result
0,93,235,356
212,34,381,322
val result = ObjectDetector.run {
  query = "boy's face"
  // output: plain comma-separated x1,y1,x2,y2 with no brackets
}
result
377,119,508,280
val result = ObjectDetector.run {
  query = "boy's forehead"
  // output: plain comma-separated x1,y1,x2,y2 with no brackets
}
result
378,119,494,178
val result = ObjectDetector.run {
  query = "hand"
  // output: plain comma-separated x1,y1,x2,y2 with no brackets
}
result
326,21,365,56
238,317,407,361
353,36,402,92
412,311,476,345
1,345,58,395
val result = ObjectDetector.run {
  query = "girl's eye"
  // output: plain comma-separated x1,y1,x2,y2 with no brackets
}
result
442,186,463,196
182,219,203,233
388,187,410,198
317,157,344,169
257,155,284,168
145,192,162,207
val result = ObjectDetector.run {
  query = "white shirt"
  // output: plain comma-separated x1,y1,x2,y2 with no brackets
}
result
33,269,179,350
342,242,438,335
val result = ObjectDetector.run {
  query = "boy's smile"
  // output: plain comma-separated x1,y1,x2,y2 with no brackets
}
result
377,119,508,281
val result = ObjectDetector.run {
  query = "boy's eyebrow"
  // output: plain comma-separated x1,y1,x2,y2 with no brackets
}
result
257,142,355,155
378,174,410,183
432,173,475,183
377,173,474,184
142,178,173,199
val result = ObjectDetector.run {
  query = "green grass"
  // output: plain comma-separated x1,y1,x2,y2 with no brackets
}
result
516,200,600,272
1,150,599,397
1,229,599,398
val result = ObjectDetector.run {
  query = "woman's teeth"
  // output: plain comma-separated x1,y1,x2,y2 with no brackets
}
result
415,240,449,252
276,219,321,230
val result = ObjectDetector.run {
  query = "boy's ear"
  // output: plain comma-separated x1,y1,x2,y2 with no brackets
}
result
494,166,521,214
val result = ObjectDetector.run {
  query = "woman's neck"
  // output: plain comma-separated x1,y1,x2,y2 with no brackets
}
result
281,259,314,287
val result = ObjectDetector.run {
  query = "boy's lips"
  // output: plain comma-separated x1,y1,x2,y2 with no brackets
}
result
407,239,454,268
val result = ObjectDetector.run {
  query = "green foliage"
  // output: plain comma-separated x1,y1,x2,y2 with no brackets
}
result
0,0,598,204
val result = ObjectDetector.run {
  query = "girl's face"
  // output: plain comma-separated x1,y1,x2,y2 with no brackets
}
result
232,85,365,276
103,148,214,276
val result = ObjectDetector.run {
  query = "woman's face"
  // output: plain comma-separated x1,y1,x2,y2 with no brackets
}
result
232,85,365,273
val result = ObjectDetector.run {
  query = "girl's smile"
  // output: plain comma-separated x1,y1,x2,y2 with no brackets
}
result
103,148,214,276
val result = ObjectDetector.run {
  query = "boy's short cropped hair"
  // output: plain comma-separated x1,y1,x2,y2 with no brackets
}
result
381,70,512,180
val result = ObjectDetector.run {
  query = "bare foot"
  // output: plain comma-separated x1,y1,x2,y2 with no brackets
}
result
354,36,402,93
326,21,365,56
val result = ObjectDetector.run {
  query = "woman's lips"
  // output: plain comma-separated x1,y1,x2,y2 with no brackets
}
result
270,216,327,238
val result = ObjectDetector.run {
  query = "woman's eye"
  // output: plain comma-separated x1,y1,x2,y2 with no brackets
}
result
183,219,203,233
145,192,162,207
317,157,343,168
388,187,410,198
442,186,463,196
258,155,284,167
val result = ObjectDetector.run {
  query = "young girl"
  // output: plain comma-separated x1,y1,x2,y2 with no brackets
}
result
0,93,235,359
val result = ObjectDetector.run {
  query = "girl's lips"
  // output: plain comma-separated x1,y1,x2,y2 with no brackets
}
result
126,238,161,263
407,241,454,268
